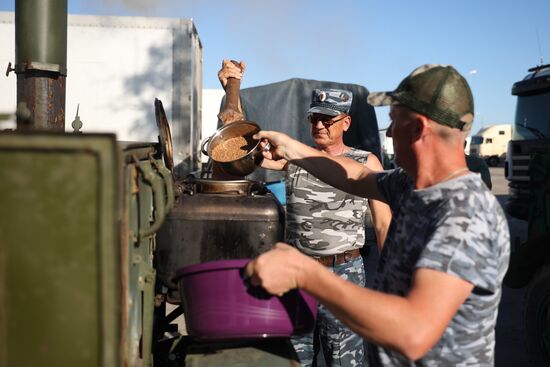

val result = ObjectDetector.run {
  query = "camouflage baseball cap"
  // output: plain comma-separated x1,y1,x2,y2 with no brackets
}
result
367,64,474,132
307,88,353,117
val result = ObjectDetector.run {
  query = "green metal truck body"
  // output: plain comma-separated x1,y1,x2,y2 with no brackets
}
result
0,132,173,367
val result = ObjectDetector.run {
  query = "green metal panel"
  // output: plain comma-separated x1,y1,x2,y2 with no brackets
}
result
0,132,120,367
120,143,174,367
125,157,158,367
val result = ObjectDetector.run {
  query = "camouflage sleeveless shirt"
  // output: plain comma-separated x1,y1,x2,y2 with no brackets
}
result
285,147,376,256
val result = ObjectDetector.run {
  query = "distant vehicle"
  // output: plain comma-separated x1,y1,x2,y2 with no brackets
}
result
379,128,395,169
469,124,512,166
464,136,471,154
503,63,550,367
505,64,550,220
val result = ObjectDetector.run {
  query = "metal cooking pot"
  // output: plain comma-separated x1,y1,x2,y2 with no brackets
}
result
201,120,265,177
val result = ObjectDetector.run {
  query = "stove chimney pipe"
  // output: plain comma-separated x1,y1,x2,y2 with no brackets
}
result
15,0,67,131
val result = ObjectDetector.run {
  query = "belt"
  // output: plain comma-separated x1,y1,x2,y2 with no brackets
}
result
313,249,362,267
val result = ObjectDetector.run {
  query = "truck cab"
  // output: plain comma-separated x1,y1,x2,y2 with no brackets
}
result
504,63,550,366
505,64,550,220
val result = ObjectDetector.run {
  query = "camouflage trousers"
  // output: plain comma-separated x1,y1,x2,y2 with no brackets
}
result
291,256,366,367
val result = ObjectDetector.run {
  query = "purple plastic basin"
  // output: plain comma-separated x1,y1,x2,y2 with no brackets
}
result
175,259,317,340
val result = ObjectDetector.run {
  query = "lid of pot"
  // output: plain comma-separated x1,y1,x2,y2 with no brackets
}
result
155,98,174,171
192,178,264,195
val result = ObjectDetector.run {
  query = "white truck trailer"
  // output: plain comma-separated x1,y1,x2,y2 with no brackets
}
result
0,12,203,177
469,123,512,166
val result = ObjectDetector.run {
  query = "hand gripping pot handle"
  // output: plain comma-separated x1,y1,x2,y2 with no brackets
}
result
239,266,272,300
200,132,269,158
200,120,265,177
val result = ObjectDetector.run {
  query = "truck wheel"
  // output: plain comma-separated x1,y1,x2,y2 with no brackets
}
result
524,263,550,366
487,156,499,167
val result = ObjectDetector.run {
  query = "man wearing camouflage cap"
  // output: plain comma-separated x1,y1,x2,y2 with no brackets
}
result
286,88,391,367
218,59,391,366
247,64,510,365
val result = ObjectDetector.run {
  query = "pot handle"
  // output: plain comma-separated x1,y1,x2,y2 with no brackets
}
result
240,267,272,300
200,136,211,156
248,180,267,196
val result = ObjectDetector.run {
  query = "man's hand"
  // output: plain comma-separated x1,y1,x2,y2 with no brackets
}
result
218,59,246,89
254,130,296,162
245,243,316,296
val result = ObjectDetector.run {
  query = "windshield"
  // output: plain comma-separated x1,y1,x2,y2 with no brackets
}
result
470,136,483,145
513,92,550,140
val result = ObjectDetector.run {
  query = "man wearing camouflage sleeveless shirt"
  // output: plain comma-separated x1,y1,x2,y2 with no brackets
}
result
247,64,510,366
284,88,391,367
218,60,392,366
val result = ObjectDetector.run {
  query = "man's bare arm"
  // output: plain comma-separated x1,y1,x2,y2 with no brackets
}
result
308,265,474,360
247,244,474,361
255,130,386,201
364,154,391,251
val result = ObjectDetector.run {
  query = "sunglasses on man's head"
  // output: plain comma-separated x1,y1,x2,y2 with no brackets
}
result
307,113,347,127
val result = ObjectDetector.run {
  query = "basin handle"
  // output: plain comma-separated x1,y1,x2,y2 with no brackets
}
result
240,266,272,300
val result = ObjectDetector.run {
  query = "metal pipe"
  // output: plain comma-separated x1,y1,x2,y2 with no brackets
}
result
15,0,67,131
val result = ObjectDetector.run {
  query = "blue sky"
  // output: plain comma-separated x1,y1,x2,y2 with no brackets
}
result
2,0,549,134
